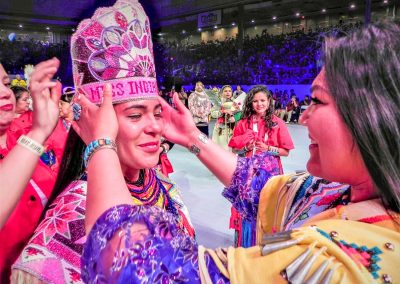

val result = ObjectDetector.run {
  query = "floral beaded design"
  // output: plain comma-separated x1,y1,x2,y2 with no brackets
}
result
82,205,228,283
222,152,280,221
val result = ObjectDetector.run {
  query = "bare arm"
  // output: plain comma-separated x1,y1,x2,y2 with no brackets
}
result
73,84,132,234
0,58,60,228
160,94,237,186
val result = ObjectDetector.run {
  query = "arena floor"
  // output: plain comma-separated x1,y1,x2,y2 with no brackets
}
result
168,123,309,248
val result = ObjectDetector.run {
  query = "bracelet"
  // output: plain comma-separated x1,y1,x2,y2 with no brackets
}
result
84,138,117,167
267,146,279,156
17,135,45,156
188,132,208,155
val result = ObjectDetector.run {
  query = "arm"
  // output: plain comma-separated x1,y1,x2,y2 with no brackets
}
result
0,58,60,228
72,84,131,234
160,94,237,186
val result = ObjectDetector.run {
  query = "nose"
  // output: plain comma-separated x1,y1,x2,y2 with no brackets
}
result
143,114,163,135
299,106,312,125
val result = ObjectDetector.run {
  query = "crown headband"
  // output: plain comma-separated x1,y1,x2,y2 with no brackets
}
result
71,0,158,104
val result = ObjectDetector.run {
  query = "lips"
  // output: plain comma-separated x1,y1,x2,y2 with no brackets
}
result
138,141,160,153
0,104,14,111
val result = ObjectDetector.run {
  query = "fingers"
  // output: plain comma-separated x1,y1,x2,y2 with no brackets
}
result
30,58,60,83
74,90,96,111
172,93,186,113
158,96,174,113
49,81,62,102
101,84,113,107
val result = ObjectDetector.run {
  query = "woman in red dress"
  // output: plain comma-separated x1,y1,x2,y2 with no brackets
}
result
228,85,294,247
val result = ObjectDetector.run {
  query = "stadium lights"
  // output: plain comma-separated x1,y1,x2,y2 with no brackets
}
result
214,25,218,29
46,26,50,30
295,12,300,17
198,28,202,31
18,24,23,28
383,0,388,3
322,9,326,13
231,22,236,26
350,4,356,9
251,19,255,23
272,16,277,20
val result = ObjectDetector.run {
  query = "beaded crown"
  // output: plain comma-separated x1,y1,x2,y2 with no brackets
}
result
71,0,158,104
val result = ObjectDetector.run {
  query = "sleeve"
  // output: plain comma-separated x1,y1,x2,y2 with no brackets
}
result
188,94,195,115
228,120,251,149
81,205,229,284
277,120,294,150
222,152,280,221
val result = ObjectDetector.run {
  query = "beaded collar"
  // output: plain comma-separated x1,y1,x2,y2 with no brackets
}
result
126,168,177,215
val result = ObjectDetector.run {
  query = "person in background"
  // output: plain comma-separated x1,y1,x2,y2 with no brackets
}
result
233,85,246,99
280,94,299,123
188,81,211,136
177,86,188,108
228,85,294,246
211,85,239,151
11,86,30,118
11,74,27,88
0,58,61,283
58,87,74,131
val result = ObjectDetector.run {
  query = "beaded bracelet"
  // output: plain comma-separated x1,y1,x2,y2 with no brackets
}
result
267,146,280,156
17,135,45,156
83,138,117,168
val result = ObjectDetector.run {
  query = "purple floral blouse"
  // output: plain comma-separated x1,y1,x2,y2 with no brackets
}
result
82,205,229,283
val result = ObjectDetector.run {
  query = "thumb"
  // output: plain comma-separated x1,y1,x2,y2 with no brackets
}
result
101,83,113,107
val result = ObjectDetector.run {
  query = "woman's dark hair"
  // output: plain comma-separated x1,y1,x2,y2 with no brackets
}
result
10,86,28,101
324,20,400,212
44,128,86,211
242,85,276,129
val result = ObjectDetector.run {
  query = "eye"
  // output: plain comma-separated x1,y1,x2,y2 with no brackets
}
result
311,97,322,105
154,110,162,118
4,82,11,88
128,114,141,120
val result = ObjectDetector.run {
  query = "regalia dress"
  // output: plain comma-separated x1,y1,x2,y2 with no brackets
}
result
80,154,400,284
211,98,240,151
11,169,194,283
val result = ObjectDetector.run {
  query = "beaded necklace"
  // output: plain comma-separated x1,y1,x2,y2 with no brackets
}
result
125,169,177,215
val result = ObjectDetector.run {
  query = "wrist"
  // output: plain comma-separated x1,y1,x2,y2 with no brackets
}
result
27,129,48,145
187,131,209,155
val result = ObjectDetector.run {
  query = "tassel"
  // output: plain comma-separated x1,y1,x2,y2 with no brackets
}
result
283,247,313,279
304,257,333,284
320,263,340,284
262,230,293,245
287,247,327,284
261,237,305,256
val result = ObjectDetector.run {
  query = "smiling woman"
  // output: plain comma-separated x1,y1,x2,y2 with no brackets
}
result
11,1,194,283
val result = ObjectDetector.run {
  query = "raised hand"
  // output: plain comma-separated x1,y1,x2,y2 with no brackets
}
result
29,58,61,141
159,93,199,148
72,84,118,144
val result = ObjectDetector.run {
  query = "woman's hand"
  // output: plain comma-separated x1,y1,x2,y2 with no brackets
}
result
72,84,118,144
255,141,269,151
245,141,254,151
29,58,61,142
159,93,199,148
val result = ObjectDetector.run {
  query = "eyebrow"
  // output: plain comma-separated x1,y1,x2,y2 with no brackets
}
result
123,103,162,112
310,85,328,95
